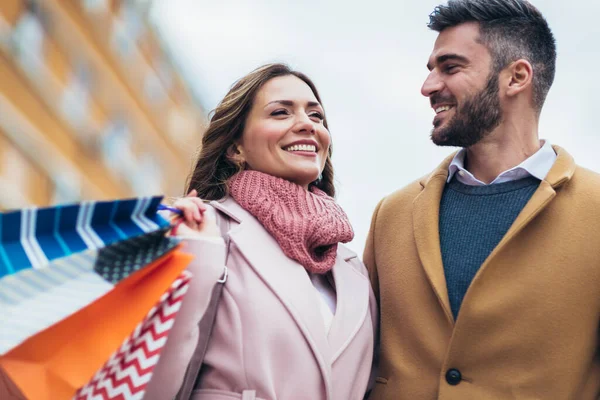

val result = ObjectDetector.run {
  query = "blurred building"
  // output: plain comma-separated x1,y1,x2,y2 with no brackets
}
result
0,0,206,210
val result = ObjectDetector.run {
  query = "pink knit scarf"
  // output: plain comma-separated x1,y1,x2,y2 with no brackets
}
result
228,171,354,274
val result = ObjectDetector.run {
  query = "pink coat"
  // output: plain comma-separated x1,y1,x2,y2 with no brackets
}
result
146,197,377,400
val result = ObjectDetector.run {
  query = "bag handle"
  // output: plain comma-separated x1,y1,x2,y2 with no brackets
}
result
175,210,230,400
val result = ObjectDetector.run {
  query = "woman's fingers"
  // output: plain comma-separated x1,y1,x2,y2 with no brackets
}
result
172,198,201,223
189,199,206,222
183,190,206,223
184,206,198,224
168,190,220,238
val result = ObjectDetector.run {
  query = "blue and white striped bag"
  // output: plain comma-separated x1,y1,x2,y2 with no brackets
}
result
0,196,169,277
0,196,178,355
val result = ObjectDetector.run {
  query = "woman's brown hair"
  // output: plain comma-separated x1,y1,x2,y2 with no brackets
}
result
185,63,335,200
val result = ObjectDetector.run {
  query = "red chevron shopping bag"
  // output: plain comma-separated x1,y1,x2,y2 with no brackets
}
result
0,248,194,400
74,270,192,400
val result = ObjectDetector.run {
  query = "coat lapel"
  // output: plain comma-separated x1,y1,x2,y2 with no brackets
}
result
211,198,334,398
327,245,370,364
411,146,575,325
475,145,575,273
413,154,456,325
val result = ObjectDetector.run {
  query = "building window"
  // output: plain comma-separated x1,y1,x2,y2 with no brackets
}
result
11,3,46,77
60,62,93,132
81,0,109,14
143,71,167,105
51,172,81,205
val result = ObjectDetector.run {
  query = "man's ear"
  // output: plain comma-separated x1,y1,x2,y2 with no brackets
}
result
505,59,534,97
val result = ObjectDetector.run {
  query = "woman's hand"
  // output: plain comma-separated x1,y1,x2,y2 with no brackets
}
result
169,190,221,239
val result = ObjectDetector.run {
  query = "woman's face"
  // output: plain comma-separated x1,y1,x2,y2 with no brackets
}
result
236,75,330,188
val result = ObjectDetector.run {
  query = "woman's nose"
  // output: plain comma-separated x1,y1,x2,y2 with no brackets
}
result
294,114,316,134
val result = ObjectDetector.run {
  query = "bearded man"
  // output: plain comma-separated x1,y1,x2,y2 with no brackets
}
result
364,0,600,398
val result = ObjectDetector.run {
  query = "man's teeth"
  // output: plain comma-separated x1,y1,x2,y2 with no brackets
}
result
435,105,453,114
285,144,316,152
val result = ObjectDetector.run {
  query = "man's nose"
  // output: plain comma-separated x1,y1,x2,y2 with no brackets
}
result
421,71,443,98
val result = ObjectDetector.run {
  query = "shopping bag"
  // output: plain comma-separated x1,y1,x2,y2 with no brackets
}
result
0,228,179,354
0,248,194,400
0,364,25,399
0,196,169,277
74,270,192,400
0,196,195,399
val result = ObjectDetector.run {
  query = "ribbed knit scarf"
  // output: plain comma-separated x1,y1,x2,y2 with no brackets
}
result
228,171,354,274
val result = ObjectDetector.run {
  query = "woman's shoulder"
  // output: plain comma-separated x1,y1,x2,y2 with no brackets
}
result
337,244,368,278
204,197,241,236
208,197,245,223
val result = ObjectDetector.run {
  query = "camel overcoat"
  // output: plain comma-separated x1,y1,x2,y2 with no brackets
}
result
364,146,600,399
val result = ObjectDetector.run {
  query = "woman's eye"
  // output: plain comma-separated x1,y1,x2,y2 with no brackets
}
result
309,112,324,120
271,109,289,116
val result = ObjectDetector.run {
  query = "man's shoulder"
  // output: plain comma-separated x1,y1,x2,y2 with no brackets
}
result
569,165,600,197
573,165,600,183
370,175,430,224
381,175,428,207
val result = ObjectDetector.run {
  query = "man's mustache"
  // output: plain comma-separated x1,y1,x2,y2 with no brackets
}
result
430,94,456,108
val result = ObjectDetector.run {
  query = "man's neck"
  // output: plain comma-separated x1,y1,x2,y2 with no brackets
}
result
463,122,541,184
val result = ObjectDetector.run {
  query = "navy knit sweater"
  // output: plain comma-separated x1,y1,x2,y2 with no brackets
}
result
439,176,541,318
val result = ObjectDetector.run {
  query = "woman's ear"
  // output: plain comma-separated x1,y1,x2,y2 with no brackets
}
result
226,143,246,169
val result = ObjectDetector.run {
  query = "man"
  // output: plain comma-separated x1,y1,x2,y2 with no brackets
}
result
364,0,600,398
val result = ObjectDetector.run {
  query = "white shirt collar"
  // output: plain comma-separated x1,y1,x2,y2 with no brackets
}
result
447,140,557,186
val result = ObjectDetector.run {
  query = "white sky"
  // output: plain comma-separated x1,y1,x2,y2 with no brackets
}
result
152,0,600,254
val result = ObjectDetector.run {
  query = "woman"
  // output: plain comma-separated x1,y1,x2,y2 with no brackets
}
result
146,64,377,400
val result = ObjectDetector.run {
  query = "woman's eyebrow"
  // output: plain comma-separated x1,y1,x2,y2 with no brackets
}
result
264,100,322,108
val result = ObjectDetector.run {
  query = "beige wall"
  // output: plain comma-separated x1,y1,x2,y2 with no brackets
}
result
0,0,205,210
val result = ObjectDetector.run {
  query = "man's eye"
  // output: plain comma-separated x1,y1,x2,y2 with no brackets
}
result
444,65,458,73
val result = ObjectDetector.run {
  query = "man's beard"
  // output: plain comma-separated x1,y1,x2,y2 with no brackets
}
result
431,72,503,148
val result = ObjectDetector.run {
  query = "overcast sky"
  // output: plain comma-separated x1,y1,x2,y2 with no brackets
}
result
151,0,600,254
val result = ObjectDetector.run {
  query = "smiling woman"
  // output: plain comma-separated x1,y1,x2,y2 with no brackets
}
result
186,63,335,200
231,74,331,189
144,64,378,400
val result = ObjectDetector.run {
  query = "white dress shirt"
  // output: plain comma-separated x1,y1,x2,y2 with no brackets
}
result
447,140,557,185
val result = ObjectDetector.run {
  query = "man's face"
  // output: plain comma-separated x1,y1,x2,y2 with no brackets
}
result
421,22,503,147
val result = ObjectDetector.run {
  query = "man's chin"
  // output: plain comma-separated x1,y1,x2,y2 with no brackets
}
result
430,129,455,147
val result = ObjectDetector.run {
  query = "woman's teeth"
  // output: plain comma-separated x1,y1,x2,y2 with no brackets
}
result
285,144,316,152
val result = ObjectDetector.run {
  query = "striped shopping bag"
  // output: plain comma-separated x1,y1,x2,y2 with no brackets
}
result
0,197,196,399
1,248,194,400
0,196,169,277
74,270,192,400
0,228,179,354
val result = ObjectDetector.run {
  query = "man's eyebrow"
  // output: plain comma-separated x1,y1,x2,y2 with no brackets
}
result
427,54,469,71
264,100,322,108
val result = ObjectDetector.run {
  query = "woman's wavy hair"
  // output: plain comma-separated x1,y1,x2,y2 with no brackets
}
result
185,63,335,200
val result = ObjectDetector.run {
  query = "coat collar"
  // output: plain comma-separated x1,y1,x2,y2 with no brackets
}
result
446,140,557,185
420,145,575,189
210,197,370,393
414,145,576,325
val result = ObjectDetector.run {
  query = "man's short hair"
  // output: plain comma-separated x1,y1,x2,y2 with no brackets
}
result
428,0,556,112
